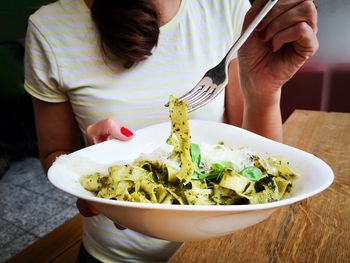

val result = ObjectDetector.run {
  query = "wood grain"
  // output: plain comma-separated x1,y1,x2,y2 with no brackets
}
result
6,214,82,263
5,110,349,263
169,110,350,263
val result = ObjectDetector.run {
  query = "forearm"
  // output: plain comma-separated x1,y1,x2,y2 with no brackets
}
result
37,130,81,173
225,59,244,127
32,98,81,174
40,150,77,174
241,80,283,142
236,0,318,143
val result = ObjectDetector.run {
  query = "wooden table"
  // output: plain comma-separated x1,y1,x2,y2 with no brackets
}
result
169,110,350,263
6,110,350,263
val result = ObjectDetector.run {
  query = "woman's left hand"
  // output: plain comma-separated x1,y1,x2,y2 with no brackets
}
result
238,0,319,98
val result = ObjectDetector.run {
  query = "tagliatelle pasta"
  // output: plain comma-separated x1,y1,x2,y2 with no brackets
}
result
166,95,194,185
81,96,299,205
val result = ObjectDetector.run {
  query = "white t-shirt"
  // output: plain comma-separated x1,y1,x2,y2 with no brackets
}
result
24,0,250,261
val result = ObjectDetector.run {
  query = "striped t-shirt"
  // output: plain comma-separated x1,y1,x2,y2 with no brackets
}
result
24,0,250,262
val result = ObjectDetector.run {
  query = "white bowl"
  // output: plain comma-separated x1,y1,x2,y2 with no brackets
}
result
48,120,334,241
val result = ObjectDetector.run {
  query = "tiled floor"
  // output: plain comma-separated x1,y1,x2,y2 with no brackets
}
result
0,157,78,262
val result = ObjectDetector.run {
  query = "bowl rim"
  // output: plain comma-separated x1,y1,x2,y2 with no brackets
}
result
48,119,334,213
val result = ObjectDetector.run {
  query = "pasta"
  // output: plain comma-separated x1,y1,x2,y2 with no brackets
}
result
81,96,298,205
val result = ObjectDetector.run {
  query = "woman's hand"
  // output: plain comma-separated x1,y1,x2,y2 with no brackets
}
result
237,0,318,141
76,117,133,230
86,117,133,146
239,0,319,97
76,199,127,230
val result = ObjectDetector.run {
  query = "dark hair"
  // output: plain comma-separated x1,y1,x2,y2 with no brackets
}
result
91,0,160,69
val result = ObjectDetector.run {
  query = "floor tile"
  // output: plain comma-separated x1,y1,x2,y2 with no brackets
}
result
0,218,26,247
19,173,55,194
0,232,38,263
43,187,77,206
30,206,79,238
0,156,81,262
0,183,70,230
1,157,43,185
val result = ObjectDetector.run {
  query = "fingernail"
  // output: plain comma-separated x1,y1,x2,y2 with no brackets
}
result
114,223,126,230
121,127,133,137
101,135,109,142
259,31,266,41
84,210,99,217
81,207,99,217
256,22,264,31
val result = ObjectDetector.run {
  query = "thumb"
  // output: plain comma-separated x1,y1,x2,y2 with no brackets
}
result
243,0,268,30
76,199,99,217
243,0,279,32
86,118,133,145
111,124,134,141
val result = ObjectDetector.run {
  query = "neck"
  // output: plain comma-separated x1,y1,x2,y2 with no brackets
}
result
84,0,93,9
84,0,181,27
153,0,182,26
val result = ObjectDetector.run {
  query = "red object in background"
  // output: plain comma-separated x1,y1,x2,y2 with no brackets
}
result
280,62,326,122
328,64,350,113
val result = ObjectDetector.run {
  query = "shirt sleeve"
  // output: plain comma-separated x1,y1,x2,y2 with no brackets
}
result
24,19,68,102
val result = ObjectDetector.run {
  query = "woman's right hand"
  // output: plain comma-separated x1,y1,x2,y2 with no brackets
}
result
76,117,134,229
85,117,133,146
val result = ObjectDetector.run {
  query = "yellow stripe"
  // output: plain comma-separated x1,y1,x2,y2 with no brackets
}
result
34,15,91,27
59,37,231,84
72,96,224,124
25,0,245,260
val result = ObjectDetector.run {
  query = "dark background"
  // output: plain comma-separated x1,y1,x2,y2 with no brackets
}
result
0,0,54,177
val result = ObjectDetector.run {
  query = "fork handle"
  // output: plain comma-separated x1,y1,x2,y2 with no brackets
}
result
226,0,279,63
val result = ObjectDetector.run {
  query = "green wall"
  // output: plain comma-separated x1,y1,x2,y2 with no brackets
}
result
0,0,54,41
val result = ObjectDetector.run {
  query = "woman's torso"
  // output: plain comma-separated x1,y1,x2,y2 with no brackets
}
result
24,0,250,261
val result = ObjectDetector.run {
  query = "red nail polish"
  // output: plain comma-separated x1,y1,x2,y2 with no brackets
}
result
121,127,133,137
101,135,109,142
84,208,99,217
256,22,264,31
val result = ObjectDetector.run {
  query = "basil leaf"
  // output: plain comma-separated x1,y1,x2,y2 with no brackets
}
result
212,161,239,173
240,166,263,182
212,162,225,171
190,144,235,182
198,170,223,180
190,144,201,168
190,144,203,179
191,171,202,180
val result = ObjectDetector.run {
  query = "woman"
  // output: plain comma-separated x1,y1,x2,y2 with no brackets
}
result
25,0,318,262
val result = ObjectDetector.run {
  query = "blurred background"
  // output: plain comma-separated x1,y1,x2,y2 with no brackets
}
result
0,0,54,180
0,0,349,261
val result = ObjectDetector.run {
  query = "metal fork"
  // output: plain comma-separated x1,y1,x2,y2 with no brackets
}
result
166,0,279,112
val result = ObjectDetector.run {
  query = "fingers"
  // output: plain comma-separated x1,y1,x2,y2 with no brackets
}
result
114,223,126,230
259,0,318,42
76,199,127,230
255,0,311,31
244,0,303,30
272,22,318,58
86,117,133,146
76,198,99,217
254,0,318,57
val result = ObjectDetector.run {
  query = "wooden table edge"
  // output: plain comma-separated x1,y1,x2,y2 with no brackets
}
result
6,214,82,263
